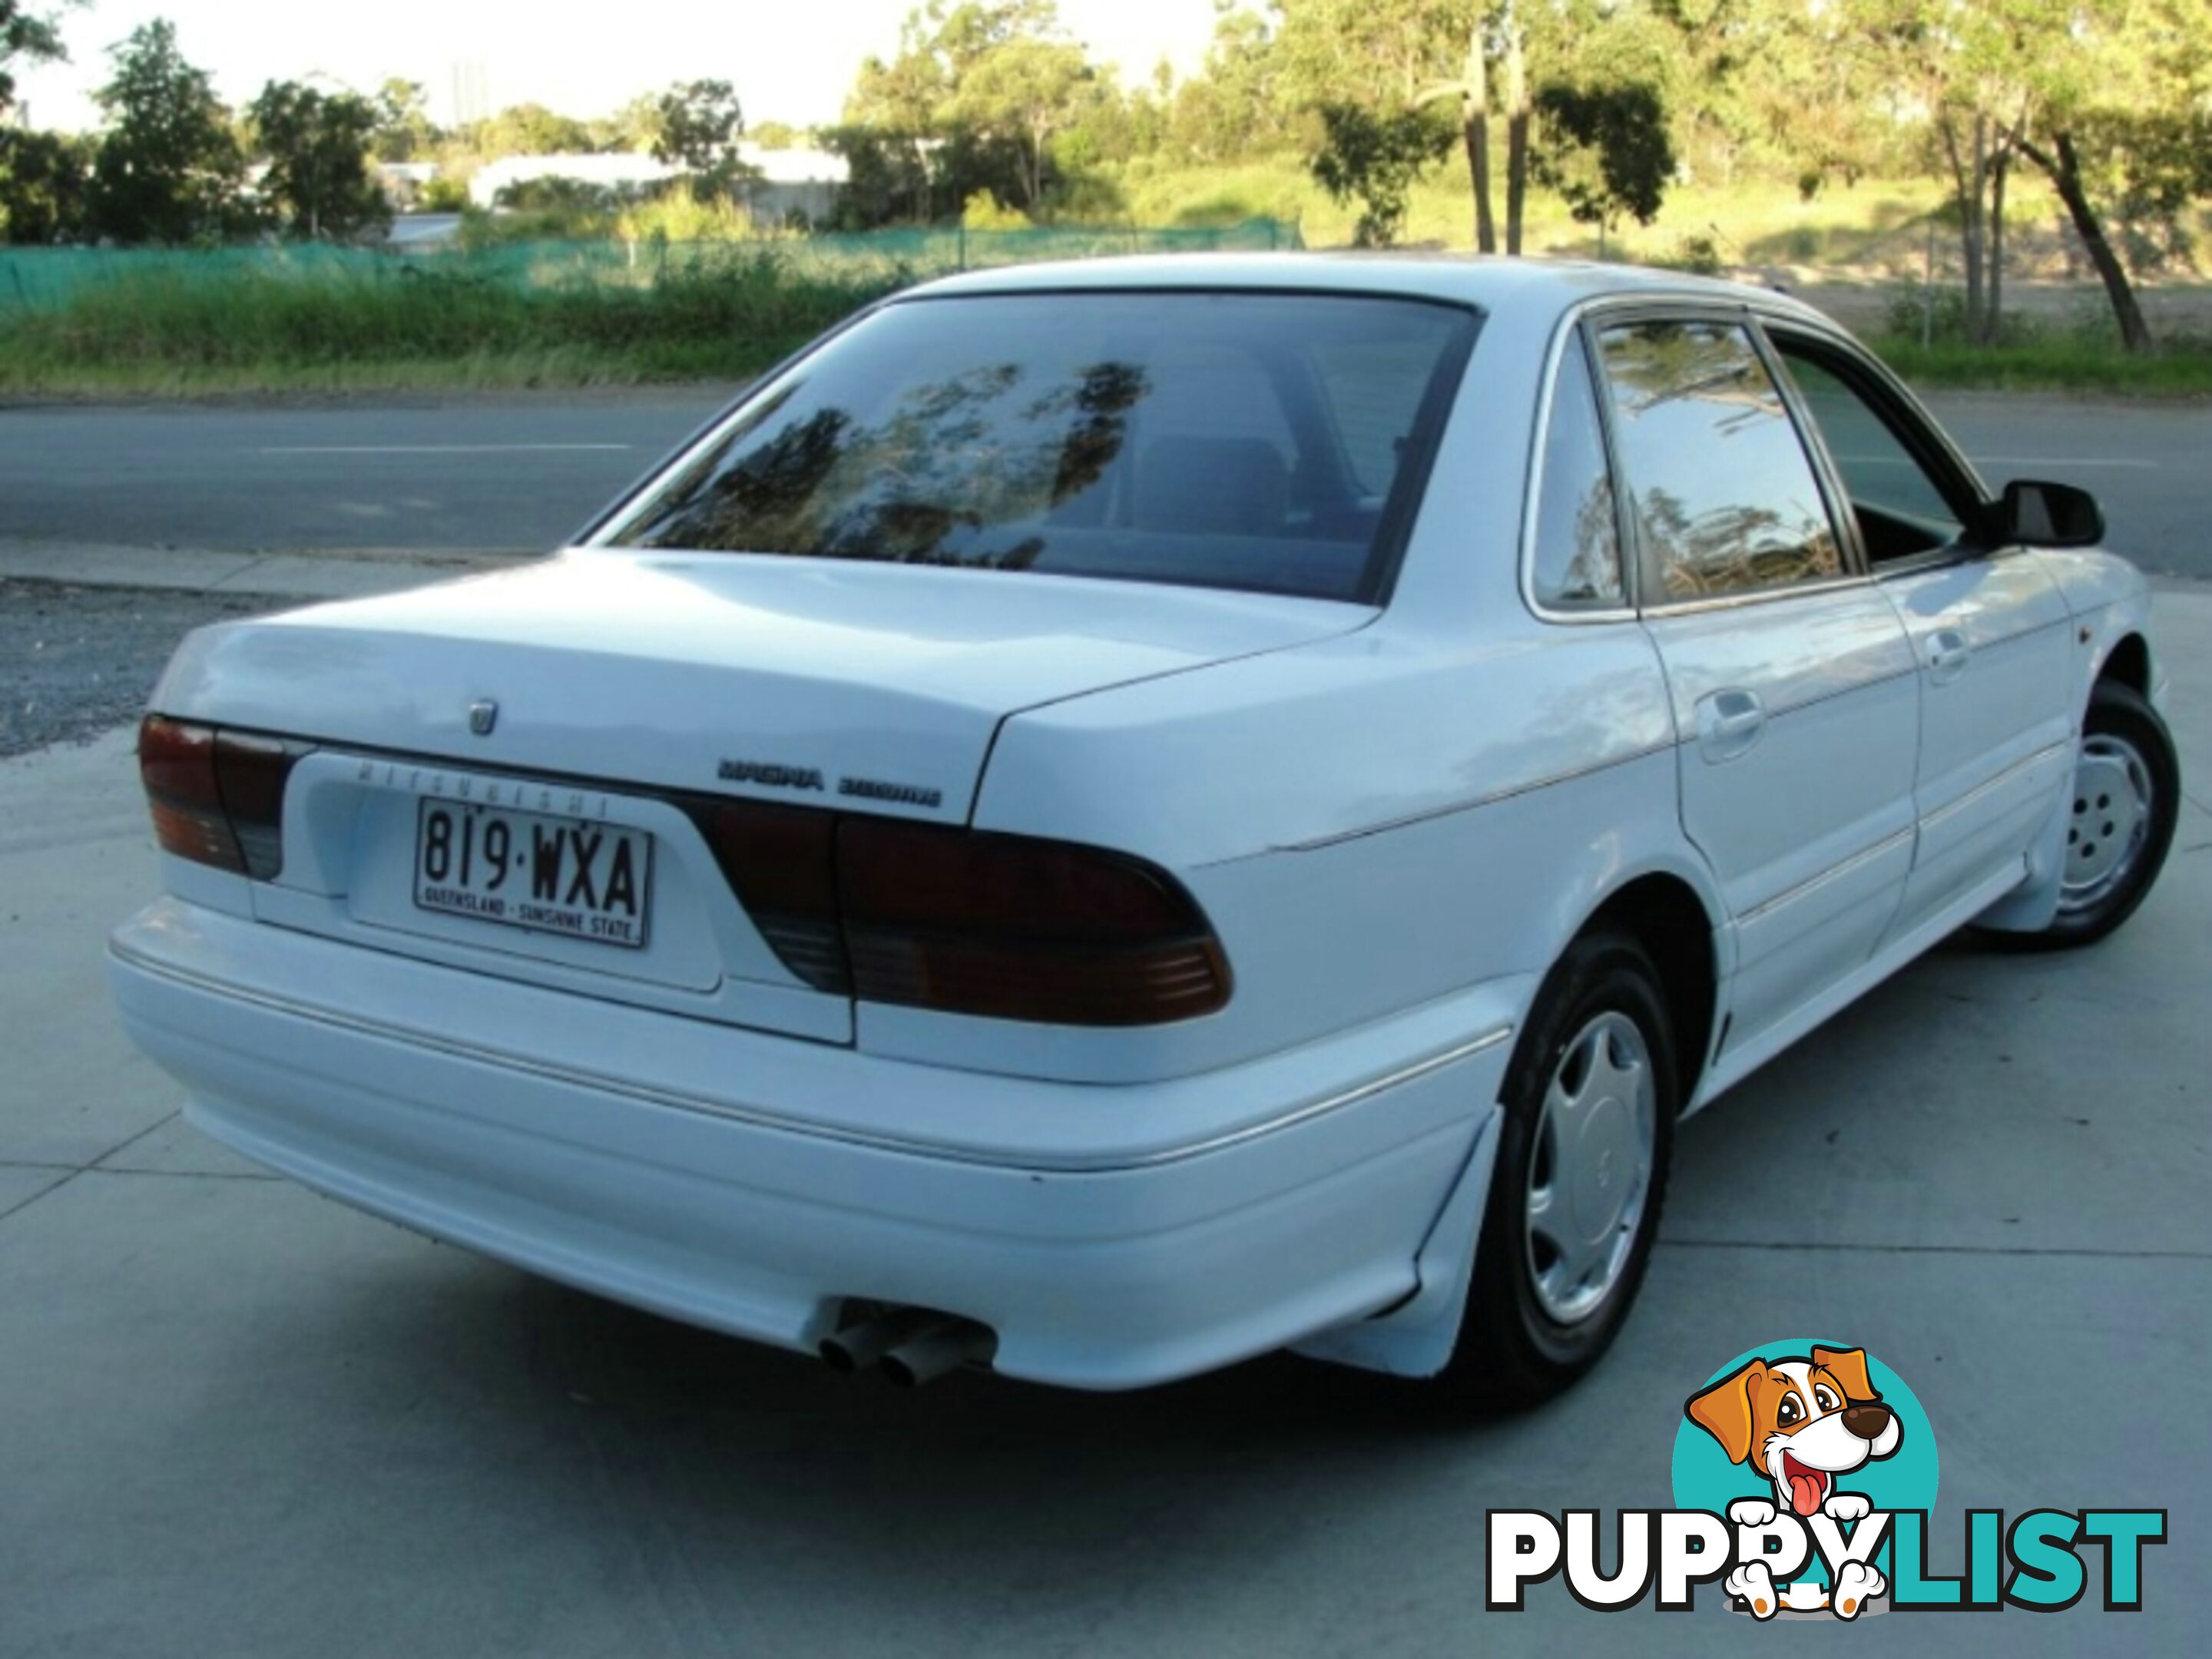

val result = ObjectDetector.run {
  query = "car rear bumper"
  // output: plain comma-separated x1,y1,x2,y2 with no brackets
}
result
108,899,1517,1389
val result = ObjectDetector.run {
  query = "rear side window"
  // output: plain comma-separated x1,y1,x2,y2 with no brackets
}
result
1594,320,1843,603
1528,329,1624,611
606,292,1479,604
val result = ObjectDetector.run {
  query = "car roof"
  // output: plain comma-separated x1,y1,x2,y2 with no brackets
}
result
906,252,1839,334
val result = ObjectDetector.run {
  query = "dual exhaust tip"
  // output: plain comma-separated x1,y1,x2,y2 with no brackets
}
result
819,1305,997,1388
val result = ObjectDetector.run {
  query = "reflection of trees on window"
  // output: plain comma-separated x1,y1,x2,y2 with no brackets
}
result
621,359,1151,568
605,292,1478,602
1637,488,1832,598
1594,324,1762,416
1532,332,1623,609
1561,472,1621,603
1042,362,1149,508
1596,320,1839,602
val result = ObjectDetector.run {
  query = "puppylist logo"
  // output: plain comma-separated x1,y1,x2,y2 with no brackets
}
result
1488,1339,2164,1620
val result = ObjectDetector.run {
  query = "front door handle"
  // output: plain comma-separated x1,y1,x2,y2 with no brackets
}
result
1694,687,1766,763
1927,628,1972,684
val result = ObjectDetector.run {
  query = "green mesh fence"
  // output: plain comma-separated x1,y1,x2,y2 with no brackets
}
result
0,220,1302,315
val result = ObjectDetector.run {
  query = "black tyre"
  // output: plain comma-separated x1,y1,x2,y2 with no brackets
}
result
1431,929,1679,1408
2024,680,2179,949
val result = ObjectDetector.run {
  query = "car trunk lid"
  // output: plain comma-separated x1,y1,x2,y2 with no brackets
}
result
153,550,1371,1038
158,551,1370,816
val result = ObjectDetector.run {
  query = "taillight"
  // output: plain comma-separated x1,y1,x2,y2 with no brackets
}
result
695,801,849,993
838,818,1229,1025
690,802,1230,1025
140,717,241,873
138,716,310,879
214,731,310,879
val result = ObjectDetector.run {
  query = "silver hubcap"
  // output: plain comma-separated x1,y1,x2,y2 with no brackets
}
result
2061,734,2154,913
1525,1012,1657,1325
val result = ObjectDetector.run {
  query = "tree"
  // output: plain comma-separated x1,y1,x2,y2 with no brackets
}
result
1285,0,1690,253
1529,79,1674,247
837,1,1091,220
2008,0,2212,353
1163,6,1294,164
843,7,954,219
1500,15,1529,254
1503,0,1687,256
1282,0,1659,256
1416,22,1497,252
88,19,249,244
1277,0,1498,244
370,78,436,163
650,78,743,171
819,123,933,227
1803,0,2209,352
475,102,592,157
945,30,1094,208
250,80,388,240
1310,102,1454,245
1,0,65,119
1,0,75,242
0,127,91,241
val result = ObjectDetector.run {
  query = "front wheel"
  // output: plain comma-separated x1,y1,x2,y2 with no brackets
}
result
1430,930,1679,1409
2029,680,2179,949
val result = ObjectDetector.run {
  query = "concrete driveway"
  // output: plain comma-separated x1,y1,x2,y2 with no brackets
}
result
2,588,2207,1657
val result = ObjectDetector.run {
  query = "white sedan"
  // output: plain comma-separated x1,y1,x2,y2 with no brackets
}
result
108,257,2178,1402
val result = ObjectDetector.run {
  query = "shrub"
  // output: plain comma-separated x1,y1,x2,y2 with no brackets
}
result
419,176,470,213
616,187,759,245
1882,285,2038,347
1661,233,1724,276
961,190,1031,230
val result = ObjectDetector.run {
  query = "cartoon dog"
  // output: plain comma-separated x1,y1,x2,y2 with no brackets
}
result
1685,1346,1902,1620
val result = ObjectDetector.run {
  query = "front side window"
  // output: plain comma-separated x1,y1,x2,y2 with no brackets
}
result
1771,342,1968,565
608,293,1479,604
1529,329,1624,611
1594,320,1843,604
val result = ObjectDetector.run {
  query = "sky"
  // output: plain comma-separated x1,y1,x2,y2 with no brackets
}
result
10,0,1225,134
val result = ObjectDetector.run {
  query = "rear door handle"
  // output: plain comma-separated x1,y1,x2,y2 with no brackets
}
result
1927,628,1972,684
1694,687,1766,763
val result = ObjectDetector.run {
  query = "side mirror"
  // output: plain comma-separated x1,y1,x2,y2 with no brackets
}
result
1993,478,2104,548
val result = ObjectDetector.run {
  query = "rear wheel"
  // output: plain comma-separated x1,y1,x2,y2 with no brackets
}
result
2023,680,2178,949
1431,930,1679,1408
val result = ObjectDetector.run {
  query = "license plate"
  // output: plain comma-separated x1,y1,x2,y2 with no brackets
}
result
412,798,652,950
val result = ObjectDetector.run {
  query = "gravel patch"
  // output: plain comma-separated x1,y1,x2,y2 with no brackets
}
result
2,578,273,758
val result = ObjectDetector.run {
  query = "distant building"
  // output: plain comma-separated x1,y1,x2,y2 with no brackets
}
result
465,145,848,224
469,153,679,208
735,143,849,227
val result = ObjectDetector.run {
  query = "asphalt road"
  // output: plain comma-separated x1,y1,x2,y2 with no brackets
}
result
0,581,2207,1652
0,389,733,557
0,387,2206,575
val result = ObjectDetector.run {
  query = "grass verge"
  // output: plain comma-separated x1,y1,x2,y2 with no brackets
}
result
1866,335,2212,396
0,250,903,396
3,245,2208,399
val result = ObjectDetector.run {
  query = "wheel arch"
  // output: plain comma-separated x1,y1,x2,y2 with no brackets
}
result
1569,869,1722,1111
2097,631,2151,697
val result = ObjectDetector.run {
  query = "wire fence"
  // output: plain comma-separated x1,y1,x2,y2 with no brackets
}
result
0,220,1303,316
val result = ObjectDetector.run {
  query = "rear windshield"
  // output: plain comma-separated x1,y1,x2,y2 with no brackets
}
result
604,291,1479,603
